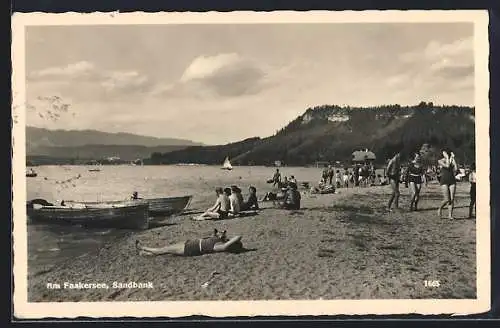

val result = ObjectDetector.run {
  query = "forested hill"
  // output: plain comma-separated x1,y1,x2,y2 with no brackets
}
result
148,102,475,166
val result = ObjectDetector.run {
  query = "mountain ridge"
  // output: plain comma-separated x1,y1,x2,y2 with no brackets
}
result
148,102,475,166
26,126,204,162
26,126,204,148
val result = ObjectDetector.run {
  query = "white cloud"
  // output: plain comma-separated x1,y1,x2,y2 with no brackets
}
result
29,61,97,81
381,37,474,105
180,53,242,82
101,71,150,92
27,61,152,100
152,53,268,99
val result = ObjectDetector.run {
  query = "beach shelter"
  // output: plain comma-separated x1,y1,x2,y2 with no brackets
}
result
351,149,376,163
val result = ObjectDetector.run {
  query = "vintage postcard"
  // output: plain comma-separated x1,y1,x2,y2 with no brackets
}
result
12,10,490,318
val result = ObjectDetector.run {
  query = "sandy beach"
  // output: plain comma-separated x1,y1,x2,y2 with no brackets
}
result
28,176,476,302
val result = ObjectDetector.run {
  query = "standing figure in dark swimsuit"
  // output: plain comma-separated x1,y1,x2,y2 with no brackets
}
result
437,148,458,219
406,152,425,211
386,152,402,212
136,229,244,256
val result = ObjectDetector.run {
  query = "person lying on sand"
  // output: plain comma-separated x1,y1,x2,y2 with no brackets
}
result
135,229,244,256
192,187,230,221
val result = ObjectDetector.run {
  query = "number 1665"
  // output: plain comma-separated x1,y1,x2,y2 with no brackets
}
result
424,280,440,287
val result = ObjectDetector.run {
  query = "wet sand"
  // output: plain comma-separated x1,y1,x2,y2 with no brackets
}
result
28,181,476,301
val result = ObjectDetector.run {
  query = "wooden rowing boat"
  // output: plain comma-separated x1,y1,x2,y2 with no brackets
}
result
64,195,193,218
26,201,150,230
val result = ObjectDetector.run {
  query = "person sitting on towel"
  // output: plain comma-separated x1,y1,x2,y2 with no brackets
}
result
192,187,230,220
278,182,301,210
229,186,241,216
136,229,244,257
241,186,259,211
230,185,244,207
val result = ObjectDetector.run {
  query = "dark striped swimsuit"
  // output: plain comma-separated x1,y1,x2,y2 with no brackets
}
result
183,237,221,256
407,164,424,184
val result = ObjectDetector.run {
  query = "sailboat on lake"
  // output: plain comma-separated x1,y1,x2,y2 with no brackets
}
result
221,156,233,170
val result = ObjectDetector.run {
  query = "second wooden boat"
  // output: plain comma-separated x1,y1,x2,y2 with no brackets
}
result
65,195,193,218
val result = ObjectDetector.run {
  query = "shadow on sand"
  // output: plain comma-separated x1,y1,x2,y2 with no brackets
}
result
148,221,178,229
229,247,258,254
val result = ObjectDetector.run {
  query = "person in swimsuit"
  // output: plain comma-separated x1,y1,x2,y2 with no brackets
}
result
272,169,282,187
229,186,241,216
278,182,301,210
241,186,259,211
386,152,401,211
343,168,350,188
230,185,244,206
335,170,342,188
136,229,244,256
437,148,458,219
192,187,230,221
468,163,476,218
406,152,425,211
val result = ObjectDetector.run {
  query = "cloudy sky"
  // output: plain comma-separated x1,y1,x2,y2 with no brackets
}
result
25,23,474,144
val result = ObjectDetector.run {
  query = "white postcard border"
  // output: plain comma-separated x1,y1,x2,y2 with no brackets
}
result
11,10,491,318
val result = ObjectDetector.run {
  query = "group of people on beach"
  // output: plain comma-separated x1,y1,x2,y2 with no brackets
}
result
386,148,476,220
136,147,477,258
136,186,257,257
192,185,260,221
322,164,378,188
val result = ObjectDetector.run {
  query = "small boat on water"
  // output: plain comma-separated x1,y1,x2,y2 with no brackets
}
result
26,200,150,230
221,157,233,170
65,195,193,218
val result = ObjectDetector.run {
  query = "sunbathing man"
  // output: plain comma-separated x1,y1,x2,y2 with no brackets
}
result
136,229,244,256
192,187,230,221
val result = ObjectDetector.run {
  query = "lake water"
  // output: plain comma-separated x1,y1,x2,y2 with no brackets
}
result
26,164,334,274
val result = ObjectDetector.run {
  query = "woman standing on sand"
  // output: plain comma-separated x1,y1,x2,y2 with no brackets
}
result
406,152,425,211
437,149,458,220
386,152,402,212
136,229,244,256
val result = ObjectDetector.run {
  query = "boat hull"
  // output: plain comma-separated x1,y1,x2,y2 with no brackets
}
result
65,195,193,218
27,203,150,230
